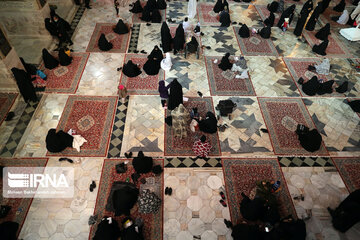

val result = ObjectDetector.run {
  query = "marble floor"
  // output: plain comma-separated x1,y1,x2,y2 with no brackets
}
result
1,0,360,240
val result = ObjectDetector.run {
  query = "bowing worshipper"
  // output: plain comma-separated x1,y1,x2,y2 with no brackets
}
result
107,182,139,216
161,52,172,71
98,33,113,51
239,24,250,38
143,45,163,75
168,79,183,110
186,36,199,53
334,0,346,12
161,22,173,53
312,39,329,55
306,1,323,31
295,124,322,152
46,129,73,153
240,192,267,221
58,48,73,66
317,80,335,95
11,68,38,102
151,8,162,23
277,4,296,29
133,151,153,174
93,217,120,240
219,6,231,27
259,26,271,38
130,0,143,13
113,19,129,34
264,12,275,27
331,9,350,24
158,80,171,108
141,5,152,22
157,0,167,10
188,0,197,19
218,53,232,71
199,112,218,134
20,57,37,75
42,48,59,69
348,100,360,112
315,23,331,40
192,135,212,159
44,18,59,37
122,60,142,77
173,24,185,54
213,0,229,13
267,1,279,12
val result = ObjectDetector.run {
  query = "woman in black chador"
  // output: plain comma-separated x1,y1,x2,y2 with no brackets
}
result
173,23,185,54
151,9,162,23
45,129,73,153
218,53,232,71
11,67,38,102
296,124,322,152
264,12,275,27
130,0,143,13
315,23,330,40
213,0,229,13
157,0,167,9
20,57,37,75
98,33,113,51
122,60,142,77
199,112,218,134
145,0,158,11
277,4,296,28
320,0,331,14
113,19,129,34
294,0,313,36
238,24,250,38
143,45,163,75
298,76,320,96
219,8,231,27
141,6,152,22
161,22,172,53
312,39,329,56
58,48,73,66
168,78,183,110
259,26,271,39
45,18,58,37
267,1,279,12
187,36,199,53
306,2,323,31
42,48,59,70
333,0,346,12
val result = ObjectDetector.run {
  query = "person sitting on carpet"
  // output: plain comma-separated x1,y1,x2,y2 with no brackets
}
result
239,24,250,38
312,39,329,56
219,6,231,27
106,181,139,216
315,23,331,40
192,135,212,159
133,151,153,174
199,111,218,134
121,60,142,77
259,25,271,39
143,45,163,75
218,53,232,71
93,217,121,240
42,48,59,69
113,19,129,34
213,0,229,13
98,33,113,51
58,48,73,66
186,36,199,53
295,124,322,152
46,129,74,153
120,217,144,240
130,0,143,13
240,192,267,221
224,220,263,240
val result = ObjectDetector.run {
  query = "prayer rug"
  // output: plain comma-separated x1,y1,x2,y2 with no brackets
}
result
90,158,163,240
0,158,48,236
234,27,279,56
86,23,130,53
120,54,165,95
222,158,296,224
258,98,328,155
302,30,353,58
0,92,17,126
319,8,352,28
198,3,220,25
132,2,166,23
164,97,221,156
47,95,117,157
205,56,255,96
333,157,360,192
255,5,281,27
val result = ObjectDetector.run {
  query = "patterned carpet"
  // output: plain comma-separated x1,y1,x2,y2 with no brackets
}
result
0,92,17,125
120,54,165,95
90,158,163,240
258,98,328,156
205,56,255,96
255,5,280,26
164,97,221,156
222,158,296,224
198,3,220,25
47,95,117,157
86,23,130,53
333,157,360,192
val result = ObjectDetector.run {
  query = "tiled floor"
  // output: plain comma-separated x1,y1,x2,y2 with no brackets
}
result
1,1,360,240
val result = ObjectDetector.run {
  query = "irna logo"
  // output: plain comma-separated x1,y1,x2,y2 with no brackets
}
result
7,172,69,188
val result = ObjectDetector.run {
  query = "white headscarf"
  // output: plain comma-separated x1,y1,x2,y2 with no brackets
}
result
161,52,172,71
315,58,330,75
337,10,349,25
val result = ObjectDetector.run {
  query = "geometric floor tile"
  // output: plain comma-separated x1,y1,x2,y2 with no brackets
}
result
0,92,18,126
278,156,334,167
164,157,222,167
230,4,263,28
127,23,140,53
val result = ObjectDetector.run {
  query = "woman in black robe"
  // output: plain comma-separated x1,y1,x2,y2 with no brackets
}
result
213,0,229,13
122,60,142,77
239,24,250,38
199,112,218,134
58,48,73,66
219,8,231,27
141,6,152,22
168,78,183,110
173,23,185,54
148,45,164,61
157,0,167,10
264,12,275,27
317,80,334,95
113,19,129,34
143,46,163,75
145,0,157,11
133,151,153,174
301,0,314,15
42,48,59,69
296,126,322,152
151,9,162,23
259,26,271,38
277,4,296,28
186,36,199,53
267,1,279,13
315,23,330,40
130,0,143,13
218,53,232,71
333,0,346,12
45,129,73,153
98,33,113,51
11,67,38,102
161,22,172,53
320,0,331,14
20,57,37,75
348,100,360,113
306,2,323,31
298,76,320,96
45,18,58,37
294,11,308,36
93,218,120,240
312,39,329,56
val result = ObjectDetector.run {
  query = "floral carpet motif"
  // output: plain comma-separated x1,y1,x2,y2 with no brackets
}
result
0,92,17,125
205,56,255,95
234,27,279,56
258,98,328,155
86,23,130,53
302,30,353,58
0,158,48,236
222,158,296,224
164,97,221,156
120,54,165,95
47,95,117,157
198,3,220,25
333,157,360,192
255,5,280,26
90,158,163,240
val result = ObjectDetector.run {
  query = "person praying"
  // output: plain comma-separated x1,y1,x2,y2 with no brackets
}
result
42,48,59,69
239,24,250,38
264,12,275,27
122,60,142,77
58,48,73,66
213,0,229,13
46,129,74,153
259,26,271,38
168,79,183,110
219,6,231,27
186,36,199,53
143,45,163,75
161,22,172,53
218,53,232,71
312,39,329,56
98,33,113,51
295,124,323,152
306,2,323,31
130,0,143,13
173,24,185,54
199,112,218,134
315,23,331,40
113,19,129,34
334,0,346,13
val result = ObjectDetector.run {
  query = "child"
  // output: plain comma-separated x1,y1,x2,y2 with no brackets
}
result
118,84,127,103
281,18,289,34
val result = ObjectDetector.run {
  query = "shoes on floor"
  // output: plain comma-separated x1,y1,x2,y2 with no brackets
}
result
165,187,173,195
124,152,133,158
89,181,96,192
197,91,203,98
219,199,227,207
220,191,226,200
117,67,122,71
224,219,233,229
59,158,74,163
260,128,269,133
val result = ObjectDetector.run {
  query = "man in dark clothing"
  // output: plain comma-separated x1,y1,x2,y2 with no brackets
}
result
46,129,74,153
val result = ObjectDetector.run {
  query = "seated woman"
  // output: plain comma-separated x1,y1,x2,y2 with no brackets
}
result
42,48,59,70
58,48,72,66
113,19,129,34
317,80,335,95
98,33,113,51
218,53,232,71
312,39,329,56
295,124,322,152
152,9,162,23
298,76,320,96
315,23,331,40
186,36,199,53
93,217,120,240
238,24,250,38
143,45,163,75
141,6,152,22
46,129,73,153
213,0,229,13
122,60,142,77
331,9,349,24
264,12,275,27
199,112,218,134
240,192,267,221
133,151,153,174
219,7,231,27
130,0,143,13
106,181,139,216
259,26,271,39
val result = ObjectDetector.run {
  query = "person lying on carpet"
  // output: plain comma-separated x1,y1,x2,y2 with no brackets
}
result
199,111,218,134
295,124,322,152
93,217,120,240
46,128,87,153
192,135,212,159
298,76,337,96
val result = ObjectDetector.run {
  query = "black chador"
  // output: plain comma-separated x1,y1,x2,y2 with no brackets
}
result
98,33,113,51
264,12,275,27
11,68,38,102
333,0,346,12
143,46,163,75
130,0,143,13
312,39,329,56
42,48,59,70
151,9,162,23
238,24,250,38
157,0,167,9
320,0,331,14
315,23,330,40
306,2,323,31
277,4,296,29
213,0,229,13
259,26,271,39
58,48,73,66
122,60,142,77
168,79,183,110
113,19,129,34
161,22,172,53
173,23,185,54
294,11,309,36
218,53,232,71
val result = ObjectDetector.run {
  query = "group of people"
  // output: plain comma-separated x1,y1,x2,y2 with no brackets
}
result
98,19,130,51
44,9,73,48
218,53,249,79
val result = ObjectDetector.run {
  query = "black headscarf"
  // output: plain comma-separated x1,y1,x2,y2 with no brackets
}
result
145,0,158,11
148,45,164,61
300,0,313,15
143,55,161,75
219,10,231,27
187,36,199,53
315,23,331,40
277,4,296,28
11,67,38,102
113,19,129,34
58,48,73,66
20,57,37,75
306,2,323,31
239,24,250,38
312,39,329,56
151,9,162,23
218,53,232,71
42,48,59,70
317,80,334,95
45,18,59,37
199,112,218,134
130,0,143,13
213,0,229,13
300,76,320,96
157,0,167,10
294,10,309,36
168,79,183,110
259,26,271,39
297,128,322,152
133,151,153,173
264,12,275,27
173,23,185,52
45,129,74,153
122,60,142,77
161,22,172,53
98,33,113,51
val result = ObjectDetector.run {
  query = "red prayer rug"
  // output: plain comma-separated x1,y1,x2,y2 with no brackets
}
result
258,98,328,156
90,158,163,240
303,30,353,58
86,23,130,53
333,157,360,192
255,5,281,27
47,95,117,157
198,3,220,25
0,92,17,126
120,54,165,95
234,27,279,56
164,97,221,156
222,158,296,224
0,158,48,236
132,2,166,23
205,56,255,96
